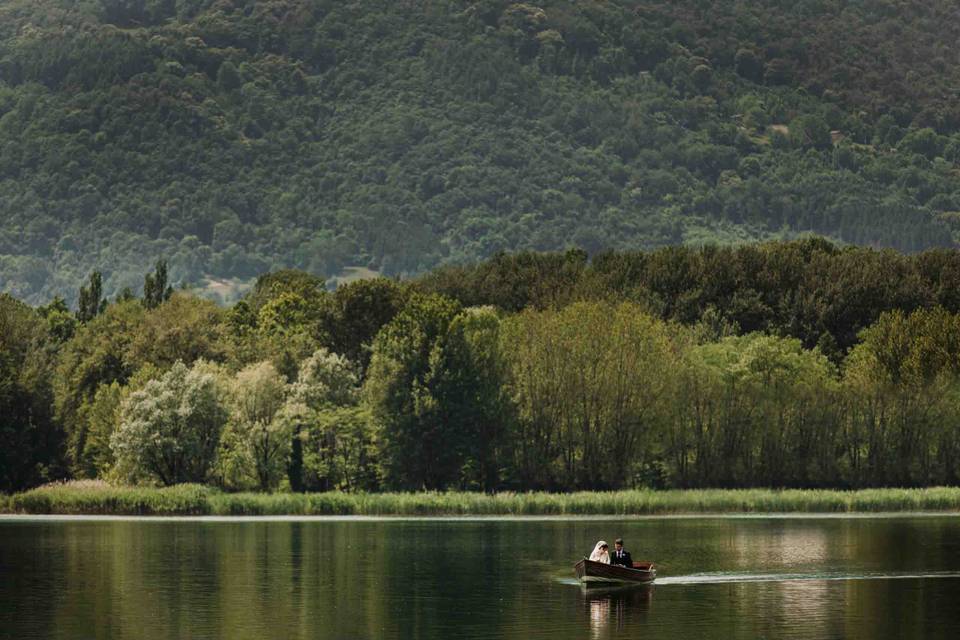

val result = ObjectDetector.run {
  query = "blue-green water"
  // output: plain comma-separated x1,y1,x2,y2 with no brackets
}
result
2,515,960,639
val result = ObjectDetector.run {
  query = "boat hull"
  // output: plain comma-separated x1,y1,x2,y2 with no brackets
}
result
574,558,656,584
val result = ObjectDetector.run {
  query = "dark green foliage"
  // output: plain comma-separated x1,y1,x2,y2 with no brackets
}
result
416,241,957,355
0,294,64,491
143,260,173,309
364,292,466,489
52,292,224,476
321,278,407,371
76,272,106,323
444,308,511,491
416,249,589,312
0,1,959,304
789,115,832,149
734,48,763,82
38,297,78,344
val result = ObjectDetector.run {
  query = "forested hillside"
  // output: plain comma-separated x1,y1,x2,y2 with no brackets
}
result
2,0,960,303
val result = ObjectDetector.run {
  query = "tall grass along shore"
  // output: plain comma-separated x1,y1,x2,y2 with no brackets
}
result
5,482,960,516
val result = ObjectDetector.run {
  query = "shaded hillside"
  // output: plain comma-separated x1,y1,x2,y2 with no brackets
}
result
639,0,960,131
1,0,960,303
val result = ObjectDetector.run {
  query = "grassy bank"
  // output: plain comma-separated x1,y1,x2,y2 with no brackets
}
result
5,482,960,516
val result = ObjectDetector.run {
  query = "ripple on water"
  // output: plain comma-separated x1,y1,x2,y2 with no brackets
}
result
655,571,960,585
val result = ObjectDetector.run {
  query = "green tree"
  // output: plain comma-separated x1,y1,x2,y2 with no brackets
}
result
38,297,78,344
285,348,376,491
789,114,832,149
127,293,226,369
247,270,327,313
443,306,511,490
217,61,242,92
77,271,106,323
218,361,290,491
672,334,839,488
294,403,379,492
143,260,173,310
55,299,146,475
292,348,360,407
364,293,465,489
897,128,945,159
734,48,763,82
79,382,124,479
323,278,407,370
842,308,960,486
501,301,675,490
0,295,62,491
255,291,326,378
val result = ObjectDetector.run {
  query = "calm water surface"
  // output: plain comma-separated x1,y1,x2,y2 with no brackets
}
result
2,515,960,639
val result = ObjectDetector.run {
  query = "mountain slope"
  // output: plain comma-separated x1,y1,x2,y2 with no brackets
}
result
1,0,959,303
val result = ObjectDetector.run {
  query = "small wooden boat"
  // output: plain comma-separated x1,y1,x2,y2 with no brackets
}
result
574,558,657,584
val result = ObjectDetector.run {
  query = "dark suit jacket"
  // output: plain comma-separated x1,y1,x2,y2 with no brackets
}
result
610,549,633,567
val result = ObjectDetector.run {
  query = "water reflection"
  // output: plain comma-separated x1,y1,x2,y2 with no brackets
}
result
732,525,829,568
776,579,832,636
582,584,653,637
4,517,960,639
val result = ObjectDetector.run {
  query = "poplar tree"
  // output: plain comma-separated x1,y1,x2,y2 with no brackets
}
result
76,272,106,323
143,260,173,310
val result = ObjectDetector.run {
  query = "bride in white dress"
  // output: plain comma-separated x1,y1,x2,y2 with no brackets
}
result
589,540,610,563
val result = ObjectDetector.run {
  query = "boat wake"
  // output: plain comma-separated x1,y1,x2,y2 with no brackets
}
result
656,571,960,586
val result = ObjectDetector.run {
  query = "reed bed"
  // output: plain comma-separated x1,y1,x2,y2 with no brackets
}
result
6,484,960,516
7,480,214,515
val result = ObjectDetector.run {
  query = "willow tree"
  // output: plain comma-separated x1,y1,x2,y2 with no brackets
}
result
111,360,228,485
501,301,676,490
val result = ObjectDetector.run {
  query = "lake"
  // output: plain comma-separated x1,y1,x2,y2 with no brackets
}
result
2,515,960,639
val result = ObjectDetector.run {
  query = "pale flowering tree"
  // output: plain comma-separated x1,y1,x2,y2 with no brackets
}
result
110,361,228,485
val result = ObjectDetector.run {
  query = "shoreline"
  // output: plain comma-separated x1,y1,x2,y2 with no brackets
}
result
3,512,960,523
5,485,960,517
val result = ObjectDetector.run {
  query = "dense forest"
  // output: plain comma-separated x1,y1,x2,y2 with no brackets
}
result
3,0,960,303
7,240,960,493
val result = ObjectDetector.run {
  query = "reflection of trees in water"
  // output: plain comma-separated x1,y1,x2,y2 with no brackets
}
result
733,524,829,567
725,525,838,637
582,585,653,637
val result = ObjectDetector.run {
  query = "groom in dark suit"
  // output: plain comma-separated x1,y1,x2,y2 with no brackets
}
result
609,538,633,567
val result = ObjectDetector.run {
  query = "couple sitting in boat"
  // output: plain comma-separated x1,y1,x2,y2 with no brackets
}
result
589,538,632,567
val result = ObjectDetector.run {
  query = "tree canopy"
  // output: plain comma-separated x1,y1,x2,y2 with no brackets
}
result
8,242,960,492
